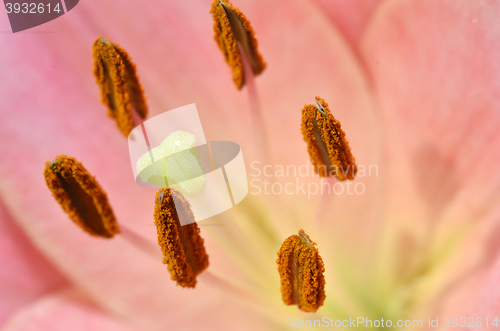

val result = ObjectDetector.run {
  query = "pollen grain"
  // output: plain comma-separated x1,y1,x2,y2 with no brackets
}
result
210,0,266,89
93,37,147,136
44,155,119,238
154,188,209,288
277,229,326,312
301,96,357,180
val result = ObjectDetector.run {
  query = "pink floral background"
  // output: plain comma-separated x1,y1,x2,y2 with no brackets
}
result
1,0,500,330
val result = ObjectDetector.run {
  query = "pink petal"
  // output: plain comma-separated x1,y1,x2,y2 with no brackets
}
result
3,290,132,331
362,0,500,223
0,201,69,328
361,0,500,316
236,0,385,267
312,0,386,47
0,0,380,326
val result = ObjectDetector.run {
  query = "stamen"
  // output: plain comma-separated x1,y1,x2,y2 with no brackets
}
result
44,155,119,238
301,96,357,180
93,37,148,136
210,0,266,89
154,188,209,288
277,229,326,312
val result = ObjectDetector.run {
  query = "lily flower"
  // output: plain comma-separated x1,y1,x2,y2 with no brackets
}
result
1,0,500,330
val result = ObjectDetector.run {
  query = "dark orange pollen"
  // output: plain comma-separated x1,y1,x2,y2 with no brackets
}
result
43,155,119,238
210,0,266,89
301,96,357,180
277,230,326,312
154,188,209,288
92,37,148,136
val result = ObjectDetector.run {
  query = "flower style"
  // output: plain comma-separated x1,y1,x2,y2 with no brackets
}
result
1,0,500,330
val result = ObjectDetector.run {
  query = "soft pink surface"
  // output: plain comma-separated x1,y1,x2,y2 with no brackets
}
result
0,202,69,326
0,0,499,329
2,290,133,331
361,0,500,320
313,0,385,47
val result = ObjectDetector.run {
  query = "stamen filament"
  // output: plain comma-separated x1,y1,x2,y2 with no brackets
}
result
104,218,274,304
238,43,271,163
119,223,161,259
120,221,276,306
315,177,335,226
